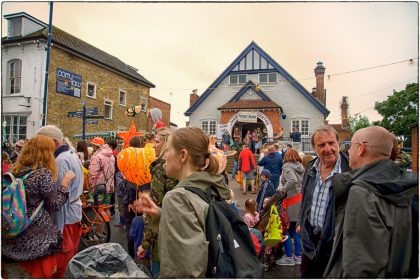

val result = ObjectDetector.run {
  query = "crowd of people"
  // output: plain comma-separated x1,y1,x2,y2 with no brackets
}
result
1,122,418,278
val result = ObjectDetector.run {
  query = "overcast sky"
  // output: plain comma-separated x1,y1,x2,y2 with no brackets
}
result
2,1,418,127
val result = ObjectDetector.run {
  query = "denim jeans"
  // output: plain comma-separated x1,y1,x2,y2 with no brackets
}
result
151,260,160,277
232,160,238,179
284,222,302,257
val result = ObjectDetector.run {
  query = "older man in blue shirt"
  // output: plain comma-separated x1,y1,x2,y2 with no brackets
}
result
296,126,350,278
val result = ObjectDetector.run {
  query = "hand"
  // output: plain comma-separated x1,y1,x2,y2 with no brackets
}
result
140,193,160,217
137,245,146,258
61,171,76,188
296,225,301,233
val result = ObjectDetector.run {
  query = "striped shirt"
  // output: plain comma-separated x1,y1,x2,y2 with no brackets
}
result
309,156,342,231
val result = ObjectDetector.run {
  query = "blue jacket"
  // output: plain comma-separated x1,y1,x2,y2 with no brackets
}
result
297,152,350,260
256,180,276,213
257,152,283,179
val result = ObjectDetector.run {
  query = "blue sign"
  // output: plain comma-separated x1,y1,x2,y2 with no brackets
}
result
85,120,99,124
56,68,82,98
86,107,99,115
68,111,83,117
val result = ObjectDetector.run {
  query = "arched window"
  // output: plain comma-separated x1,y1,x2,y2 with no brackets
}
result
8,59,22,94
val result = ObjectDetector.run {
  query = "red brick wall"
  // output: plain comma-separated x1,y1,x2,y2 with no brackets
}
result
148,97,170,132
412,126,418,174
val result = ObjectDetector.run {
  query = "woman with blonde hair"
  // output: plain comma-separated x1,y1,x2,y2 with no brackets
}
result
140,127,231,277
2,135,75,278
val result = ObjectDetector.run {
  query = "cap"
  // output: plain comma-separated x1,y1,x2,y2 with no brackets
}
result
261,169,271,178
15,140,25,147
91,137,105,147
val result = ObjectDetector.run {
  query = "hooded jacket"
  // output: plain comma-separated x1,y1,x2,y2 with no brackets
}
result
324,159,417,278
281,161,305,221
158,171,230,278
258,152,283,179
88,144,115,193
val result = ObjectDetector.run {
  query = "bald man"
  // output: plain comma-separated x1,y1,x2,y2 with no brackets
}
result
324,126,417,277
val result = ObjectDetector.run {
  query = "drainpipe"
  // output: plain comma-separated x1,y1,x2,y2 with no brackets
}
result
41,2,53,126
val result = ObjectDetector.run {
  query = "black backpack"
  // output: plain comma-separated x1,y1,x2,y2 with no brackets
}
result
185,186,264,278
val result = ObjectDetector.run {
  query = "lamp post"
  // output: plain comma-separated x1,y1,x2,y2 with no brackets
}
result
41,2,53,126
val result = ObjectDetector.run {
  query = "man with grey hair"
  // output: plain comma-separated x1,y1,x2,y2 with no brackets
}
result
36,125,84,277
324,126,417,277
293,125,350,276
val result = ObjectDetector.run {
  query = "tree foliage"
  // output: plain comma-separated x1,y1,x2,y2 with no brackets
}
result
349,114,371,135
373,83,418,141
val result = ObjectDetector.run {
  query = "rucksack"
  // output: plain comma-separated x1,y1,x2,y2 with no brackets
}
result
185,186,264,278
2,171,44,239
249,227,265,258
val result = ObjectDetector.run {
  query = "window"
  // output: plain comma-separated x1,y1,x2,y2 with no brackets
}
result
2,115,27,143
9,18,22,37
259,73,277,84
291,119,310,136
201,120,217,135
104,100,113,119
86,82,96,98
140,96,147,112
229,74,247,85
119,90,126,106
8,59,22,94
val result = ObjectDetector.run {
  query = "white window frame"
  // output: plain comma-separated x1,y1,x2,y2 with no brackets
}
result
229,74,247,85
201,119,217,136
9,18,22,37
291,119,310,137
104,99,113,120
140,96,148,112
259,72,277,84
86,81,97,99
8,59,22,95
2,115,27,143
119,89,127,106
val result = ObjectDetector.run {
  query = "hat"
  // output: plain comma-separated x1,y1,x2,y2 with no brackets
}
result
261,169,271,178
91,137,105,147
244,143,251,148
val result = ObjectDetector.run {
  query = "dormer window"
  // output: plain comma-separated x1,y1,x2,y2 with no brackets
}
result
9,18,22,37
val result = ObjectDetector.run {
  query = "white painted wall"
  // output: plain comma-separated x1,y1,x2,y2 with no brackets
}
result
2,40,47,139
188,71,325,137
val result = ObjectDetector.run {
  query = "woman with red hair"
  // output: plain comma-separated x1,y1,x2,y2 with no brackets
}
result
2,135,75,278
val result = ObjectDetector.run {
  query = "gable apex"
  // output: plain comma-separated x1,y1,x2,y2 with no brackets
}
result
185,41,329,117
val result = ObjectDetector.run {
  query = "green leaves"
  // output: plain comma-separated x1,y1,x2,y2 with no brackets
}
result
374,83,418,142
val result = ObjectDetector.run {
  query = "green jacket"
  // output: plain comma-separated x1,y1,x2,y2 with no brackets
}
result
157,171,230,278
143,158,178,261
324,159,417,278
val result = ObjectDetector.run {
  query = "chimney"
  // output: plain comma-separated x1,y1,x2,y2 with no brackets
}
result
314,62,326,105
190,89,199,107
341,96,350,129
324,119,329,125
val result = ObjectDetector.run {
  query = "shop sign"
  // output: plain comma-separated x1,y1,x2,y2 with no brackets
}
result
56,68,82,98
237,111,257,123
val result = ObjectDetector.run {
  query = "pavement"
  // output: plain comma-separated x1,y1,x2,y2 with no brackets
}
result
78,175,301,278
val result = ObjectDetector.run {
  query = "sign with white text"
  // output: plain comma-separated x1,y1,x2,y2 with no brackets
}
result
56,68,82,98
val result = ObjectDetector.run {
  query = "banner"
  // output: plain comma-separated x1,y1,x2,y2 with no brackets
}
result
56,68,82,98
237,111,257,123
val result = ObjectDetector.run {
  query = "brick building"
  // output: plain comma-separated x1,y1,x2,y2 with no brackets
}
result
329,96,352,143
2,12,155,143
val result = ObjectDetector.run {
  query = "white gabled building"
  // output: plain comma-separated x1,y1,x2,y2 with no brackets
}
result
184,41,330,151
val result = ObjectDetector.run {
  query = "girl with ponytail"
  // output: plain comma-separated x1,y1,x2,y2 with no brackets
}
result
141,127,231,278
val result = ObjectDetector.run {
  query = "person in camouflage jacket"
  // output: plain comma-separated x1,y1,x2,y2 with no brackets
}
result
138,128,178,277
